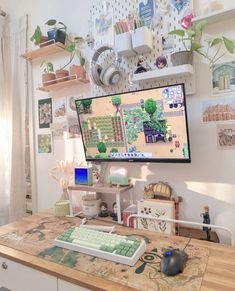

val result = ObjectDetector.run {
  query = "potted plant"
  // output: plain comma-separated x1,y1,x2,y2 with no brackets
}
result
66,37,86,80
45,19,67,45
41,61,56,86
168,17,235,68
30,25,49,48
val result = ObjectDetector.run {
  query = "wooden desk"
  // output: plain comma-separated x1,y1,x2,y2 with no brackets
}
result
0,211,234,291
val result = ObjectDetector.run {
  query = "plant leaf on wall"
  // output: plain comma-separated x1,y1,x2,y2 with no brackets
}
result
222,37,235,54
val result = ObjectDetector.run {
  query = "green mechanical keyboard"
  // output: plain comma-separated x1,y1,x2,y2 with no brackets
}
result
54,226,146,266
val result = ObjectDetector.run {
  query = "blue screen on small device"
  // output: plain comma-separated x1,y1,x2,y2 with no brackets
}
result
75,168,88,184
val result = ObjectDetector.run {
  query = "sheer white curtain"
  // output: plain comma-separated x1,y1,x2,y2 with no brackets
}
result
0,15,27,224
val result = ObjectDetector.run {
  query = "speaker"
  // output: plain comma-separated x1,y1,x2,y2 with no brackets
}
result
90,46,122,87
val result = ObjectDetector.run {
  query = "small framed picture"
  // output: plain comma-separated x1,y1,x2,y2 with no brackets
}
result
217,124,235,150
37,133,53,154
212,61,235,95
38,98,52,128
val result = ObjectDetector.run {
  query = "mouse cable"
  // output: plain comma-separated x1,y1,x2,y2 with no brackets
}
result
183,236,191,251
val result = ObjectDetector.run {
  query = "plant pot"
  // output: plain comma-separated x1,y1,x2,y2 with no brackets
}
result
47,29,66,44
55,69,69,82
39,36,49,48
171,51,193,66
69,65,86,80
42,73,56,87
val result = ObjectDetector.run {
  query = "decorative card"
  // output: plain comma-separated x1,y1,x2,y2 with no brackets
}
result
217,123,235,150
135,199,175,234
38,98,52,129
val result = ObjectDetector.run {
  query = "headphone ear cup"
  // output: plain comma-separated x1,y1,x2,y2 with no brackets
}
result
101,64,121,86
91,64,103,86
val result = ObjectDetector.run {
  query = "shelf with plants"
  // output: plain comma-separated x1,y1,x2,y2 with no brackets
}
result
132,65,194,83
37,74,89,92
192,7,235,24
21,40,66,61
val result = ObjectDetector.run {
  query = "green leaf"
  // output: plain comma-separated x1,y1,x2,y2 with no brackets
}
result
210,38,223,47
47,62,54,73
66,43,76,53
195,20,207,33
223,37,235,54
30,25,42,45
58,21,67,30
191,42,203,51
45,19,56,26
168,29,185,37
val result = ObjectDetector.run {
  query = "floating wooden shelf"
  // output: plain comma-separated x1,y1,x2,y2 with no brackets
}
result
132,64,194,83
37,75,89,92
21,42,66,61
192,7,235,24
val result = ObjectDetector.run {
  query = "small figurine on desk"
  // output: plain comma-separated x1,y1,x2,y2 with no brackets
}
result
201,206,211,241
99,202,109,217
110,202,118,221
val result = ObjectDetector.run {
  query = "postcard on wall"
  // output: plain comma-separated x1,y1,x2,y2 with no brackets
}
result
67,96,79,115
139,0,154,28
50,122,67,138
38,98,52,129
53,98,66,121
202,97,235,123
93,0,114,47
37,133,53,154
135,199,175,235
67,116,80,138
217,124,235,150
212,61,235,95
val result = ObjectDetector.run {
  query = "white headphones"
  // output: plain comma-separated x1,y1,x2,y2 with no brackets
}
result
90,46,122,87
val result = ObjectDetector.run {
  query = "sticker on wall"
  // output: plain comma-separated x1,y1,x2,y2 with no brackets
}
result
37,133,53,154
67,96,79,114
212,61,235,95
170,0,188,12
139,0,154,28
217,124,235,150
202,97,235,123
38,98,52,129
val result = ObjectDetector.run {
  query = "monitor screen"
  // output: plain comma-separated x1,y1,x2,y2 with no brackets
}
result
75,83,191,163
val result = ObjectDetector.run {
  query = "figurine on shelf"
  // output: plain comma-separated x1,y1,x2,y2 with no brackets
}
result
155,56,167,69
99,202,109,217
134,55,151,74
110,202,118,221
201,206,211,241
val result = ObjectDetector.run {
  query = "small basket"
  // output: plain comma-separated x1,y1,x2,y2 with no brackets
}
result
171,51,193,66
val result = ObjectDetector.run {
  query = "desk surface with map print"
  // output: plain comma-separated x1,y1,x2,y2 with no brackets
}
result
0,211,234,291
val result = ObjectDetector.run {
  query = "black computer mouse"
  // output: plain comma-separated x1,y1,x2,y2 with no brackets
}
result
160,249,188,276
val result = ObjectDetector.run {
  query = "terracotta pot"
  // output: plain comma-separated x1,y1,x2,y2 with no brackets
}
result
55,69,69,82
69,65,86,80
171,51,193,66
39,36,49,48
42,73,56,87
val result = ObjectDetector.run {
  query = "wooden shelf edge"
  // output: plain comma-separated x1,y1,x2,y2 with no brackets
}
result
192,7,235,24
37,77,90,92
20,42,66,61
132,64,194,83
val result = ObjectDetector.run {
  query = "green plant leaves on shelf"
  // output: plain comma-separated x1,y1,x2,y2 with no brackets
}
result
223,36,235,54
191,42,203,51
45,19,57,26
168,29,185,37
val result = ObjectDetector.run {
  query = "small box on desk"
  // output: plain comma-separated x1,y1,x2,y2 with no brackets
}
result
122,204,137,228
75,167,93,186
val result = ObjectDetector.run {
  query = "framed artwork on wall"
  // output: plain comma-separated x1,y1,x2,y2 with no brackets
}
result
217,123,235,150
212,61,235,95
38,98,52,129
37,133,53,154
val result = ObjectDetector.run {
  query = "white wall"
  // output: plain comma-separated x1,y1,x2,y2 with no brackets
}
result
0,0,234,243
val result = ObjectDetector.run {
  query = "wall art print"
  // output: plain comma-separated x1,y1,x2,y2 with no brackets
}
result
38,98,52,129
37,134,53,154
217,123,235,150
212,61,235,95
202,97,235,122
